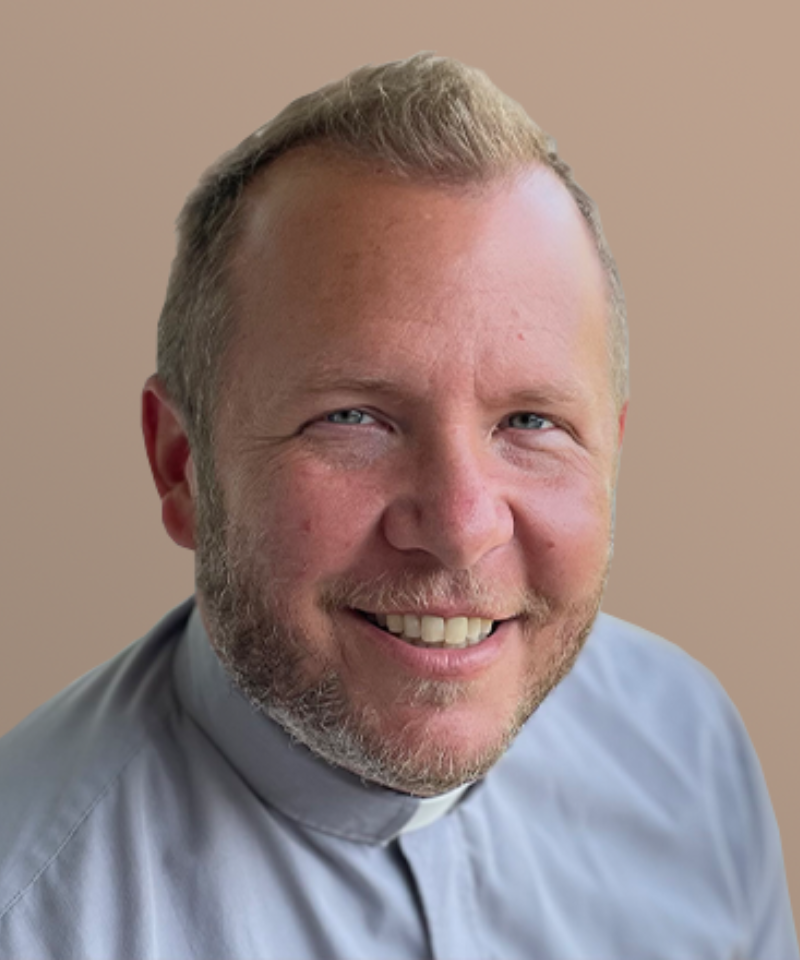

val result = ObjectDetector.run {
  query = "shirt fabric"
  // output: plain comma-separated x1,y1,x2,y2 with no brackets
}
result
0,599,796,960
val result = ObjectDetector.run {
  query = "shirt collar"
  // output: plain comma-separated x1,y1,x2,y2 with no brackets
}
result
173,600,472,845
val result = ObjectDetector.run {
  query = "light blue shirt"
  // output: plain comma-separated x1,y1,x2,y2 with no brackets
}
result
0,600,796,959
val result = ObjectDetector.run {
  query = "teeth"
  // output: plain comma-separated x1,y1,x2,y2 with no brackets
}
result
367,612,498,648
444,617,468,646
466,617,482,644
421,616,445,643
386,614,404,634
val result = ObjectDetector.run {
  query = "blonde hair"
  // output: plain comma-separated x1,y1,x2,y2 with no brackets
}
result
158,53,628,460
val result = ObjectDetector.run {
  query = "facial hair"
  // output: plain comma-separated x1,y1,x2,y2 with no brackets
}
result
194,461,608,797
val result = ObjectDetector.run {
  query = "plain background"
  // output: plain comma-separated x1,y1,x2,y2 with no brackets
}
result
1,0,797,909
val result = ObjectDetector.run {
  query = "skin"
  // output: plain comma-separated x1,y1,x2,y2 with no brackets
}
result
143,151,628,796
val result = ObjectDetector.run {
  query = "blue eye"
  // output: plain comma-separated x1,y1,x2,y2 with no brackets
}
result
325,409,376,425
507,412,553,430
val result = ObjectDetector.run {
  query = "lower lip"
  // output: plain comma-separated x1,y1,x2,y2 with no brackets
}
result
343,609,512,679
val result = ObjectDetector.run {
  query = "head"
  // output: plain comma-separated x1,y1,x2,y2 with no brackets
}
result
144,54,629,796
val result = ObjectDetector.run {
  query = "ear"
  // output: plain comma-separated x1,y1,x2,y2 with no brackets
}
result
142,375,197,550
617,400,629,448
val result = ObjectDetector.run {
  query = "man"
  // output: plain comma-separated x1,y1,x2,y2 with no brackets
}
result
0,54,795,959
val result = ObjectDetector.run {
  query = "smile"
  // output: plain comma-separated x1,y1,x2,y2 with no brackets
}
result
356,611,500,649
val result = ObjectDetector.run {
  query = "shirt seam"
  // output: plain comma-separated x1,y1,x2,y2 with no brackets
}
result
0,704,179,925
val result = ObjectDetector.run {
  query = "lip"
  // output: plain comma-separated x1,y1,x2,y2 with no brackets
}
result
342,608,513,680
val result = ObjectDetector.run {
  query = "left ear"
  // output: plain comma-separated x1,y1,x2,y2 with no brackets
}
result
142,375,197,550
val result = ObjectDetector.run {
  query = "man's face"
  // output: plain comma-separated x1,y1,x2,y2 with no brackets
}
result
196,153,625,796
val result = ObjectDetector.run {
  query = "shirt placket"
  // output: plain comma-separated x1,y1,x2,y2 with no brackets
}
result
397,812,487,960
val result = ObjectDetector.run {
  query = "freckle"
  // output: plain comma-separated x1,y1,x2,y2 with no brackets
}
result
301,519,312,533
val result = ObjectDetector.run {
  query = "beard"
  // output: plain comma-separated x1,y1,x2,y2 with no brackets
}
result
194,460,608,798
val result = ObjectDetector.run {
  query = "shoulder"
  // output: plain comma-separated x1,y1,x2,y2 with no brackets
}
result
580,611,723,691
573,611,730,720
508,611,742,774
545,612,757,793
515,613,791,938
0,600,193,928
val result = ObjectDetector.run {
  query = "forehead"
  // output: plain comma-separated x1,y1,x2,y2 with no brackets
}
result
226,151,611,412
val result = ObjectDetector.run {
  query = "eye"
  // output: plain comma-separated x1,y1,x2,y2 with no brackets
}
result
505,412,554,431
324,409,377,426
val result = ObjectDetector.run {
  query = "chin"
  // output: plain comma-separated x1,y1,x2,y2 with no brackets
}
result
286,678,537,797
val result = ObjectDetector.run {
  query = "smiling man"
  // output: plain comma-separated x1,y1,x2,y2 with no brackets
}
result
173,150,620,800
0,55,796,959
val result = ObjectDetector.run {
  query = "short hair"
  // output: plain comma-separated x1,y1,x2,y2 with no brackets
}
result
157,53,628,461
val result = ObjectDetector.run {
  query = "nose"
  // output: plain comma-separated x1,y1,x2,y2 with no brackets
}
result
381,430,514,570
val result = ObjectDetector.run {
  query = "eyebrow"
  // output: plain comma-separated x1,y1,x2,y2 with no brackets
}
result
299,375,410,400
501,385,584,408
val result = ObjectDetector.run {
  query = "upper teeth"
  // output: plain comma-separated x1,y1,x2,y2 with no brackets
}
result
375,613,494,647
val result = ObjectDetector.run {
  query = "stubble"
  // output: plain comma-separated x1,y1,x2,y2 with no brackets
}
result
194,463,606,796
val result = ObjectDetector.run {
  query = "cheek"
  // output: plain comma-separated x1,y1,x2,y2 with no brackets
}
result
519,480,612,590
253,465,385,578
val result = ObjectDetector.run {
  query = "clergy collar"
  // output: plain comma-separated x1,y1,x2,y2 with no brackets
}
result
172,601,474,845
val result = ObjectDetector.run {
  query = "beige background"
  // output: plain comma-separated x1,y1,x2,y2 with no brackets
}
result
1,0,797,910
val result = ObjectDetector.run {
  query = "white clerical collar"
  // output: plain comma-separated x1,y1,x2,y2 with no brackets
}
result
399,783,472,834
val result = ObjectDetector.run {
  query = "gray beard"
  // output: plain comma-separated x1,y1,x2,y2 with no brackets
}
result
194,467,606,797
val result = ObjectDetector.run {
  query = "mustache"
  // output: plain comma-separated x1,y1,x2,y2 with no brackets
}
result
319,569,556,623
